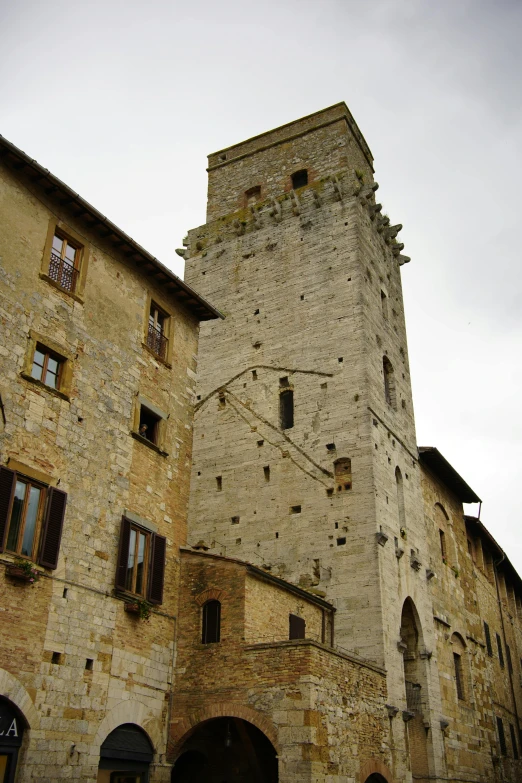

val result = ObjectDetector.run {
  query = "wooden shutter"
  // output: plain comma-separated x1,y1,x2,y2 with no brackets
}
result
0,466,16,553
38,487,67,569
147,533,166,605
289,614,306,640
115,517,132,591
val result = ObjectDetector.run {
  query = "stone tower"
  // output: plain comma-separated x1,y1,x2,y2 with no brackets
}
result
184,104,442,768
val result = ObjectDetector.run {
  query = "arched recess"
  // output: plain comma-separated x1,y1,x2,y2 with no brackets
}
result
450,632,467,702
399,598,432,779
170,701,279,758
434,502,453,565
0,668,39,730
359,757,393,782
91,699,163,767
98,723,154,782
171,717,278,783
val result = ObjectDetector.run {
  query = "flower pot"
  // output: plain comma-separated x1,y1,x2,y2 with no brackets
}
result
124,602,140,615
6,565,36,583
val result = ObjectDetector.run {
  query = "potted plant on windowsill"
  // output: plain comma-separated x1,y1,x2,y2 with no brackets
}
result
124,598,152,620
6,557,41,584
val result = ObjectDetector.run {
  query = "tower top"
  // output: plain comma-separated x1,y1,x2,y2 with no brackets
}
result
205,102,374,221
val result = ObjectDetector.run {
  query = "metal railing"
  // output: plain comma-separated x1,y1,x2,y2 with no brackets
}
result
49,252,78,293
146,323,168,360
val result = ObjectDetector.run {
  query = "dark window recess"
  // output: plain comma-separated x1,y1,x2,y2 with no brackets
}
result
289,613,305,640
85,658,93,671
290,505,301,514
510,724,519,759
216,476,222,491
279,376,290,387
484,622,493,656
337,537,346,546
326,443,336,451
326,488,334,497
139,406,160,445
280,389,294,430
202,600,221,644
497,717,507,756
338,357,343,363
507,644,513,673
454,653,464,700
257,440,264,447
51,652,61,664
252,370,258,380
245,186,261,206
439,529,447,560
334,458,352,493
263,466,270,482
291,169,308,189
254,309,260,315
381,290,388,319
383,356,396,409
497,634,505,668
231,516,240,524
218,392,226,409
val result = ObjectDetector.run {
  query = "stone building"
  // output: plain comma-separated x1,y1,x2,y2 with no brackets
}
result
0,135,220,782
2,102,522,783
180,103,522,782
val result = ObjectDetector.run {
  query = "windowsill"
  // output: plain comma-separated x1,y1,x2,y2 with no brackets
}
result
39,273,84,304
20,372,70,402
142,342,172,368
131,431,168,456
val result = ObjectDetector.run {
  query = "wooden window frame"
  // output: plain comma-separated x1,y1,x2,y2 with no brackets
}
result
115,517,166,605
289,614,306,640
131,397,169,456
143,294,173,366
40,219,89,302
21,331,73,401
0,465,67,569
31,345,63,390
124,524,151,598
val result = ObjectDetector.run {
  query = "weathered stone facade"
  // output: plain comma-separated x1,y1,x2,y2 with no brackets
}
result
0,138,219,782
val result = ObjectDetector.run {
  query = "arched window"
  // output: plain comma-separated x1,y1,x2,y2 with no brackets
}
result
383,356,396,409
451,633,467,701
395,467,406,530
99,723,153,779
434,503,451,565
202,600,221,644
334,458,352,492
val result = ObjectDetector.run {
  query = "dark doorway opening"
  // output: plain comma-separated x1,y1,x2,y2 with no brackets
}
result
171,717,278,783
98,724,153,783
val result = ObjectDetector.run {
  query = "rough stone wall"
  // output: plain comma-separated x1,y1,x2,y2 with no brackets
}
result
185,106,445,779
171,549,393,783
421,466,522,781
0,162,200,782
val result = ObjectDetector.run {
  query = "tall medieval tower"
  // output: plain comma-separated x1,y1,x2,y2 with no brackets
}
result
184,104,442,769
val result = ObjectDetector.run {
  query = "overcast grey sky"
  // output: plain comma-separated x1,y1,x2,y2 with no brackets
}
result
2,0,521,570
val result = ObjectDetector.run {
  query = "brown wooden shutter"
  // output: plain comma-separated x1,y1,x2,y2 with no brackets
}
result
0,466,16,553
38,487,67,569
147,533,166,605
115,517,132,591
289,614,306,640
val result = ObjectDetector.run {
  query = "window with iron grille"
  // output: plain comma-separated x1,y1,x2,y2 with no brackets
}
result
497,717,507,756
484,622,493,656
49,233,81,293
497,633,505,668
146,302,169,361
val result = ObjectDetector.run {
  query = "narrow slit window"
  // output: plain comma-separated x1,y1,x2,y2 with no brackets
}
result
497,717,507,757
383,356,396,408
381,290,388,319
280,389,294,429
263,466,270,482
484,622,493,656
334,458,352,492
439,530,447,560
497,633,504,668
453,653,464,700
202,600,221,644
216,476,222,491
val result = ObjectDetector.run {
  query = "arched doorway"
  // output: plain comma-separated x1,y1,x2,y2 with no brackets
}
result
97,723,154,782
0,697,27,783
365,776,388,783
400,599,430,779
171,717,278,782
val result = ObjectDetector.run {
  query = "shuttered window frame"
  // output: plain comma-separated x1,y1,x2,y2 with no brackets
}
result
115,516,166,606
0,465,66,569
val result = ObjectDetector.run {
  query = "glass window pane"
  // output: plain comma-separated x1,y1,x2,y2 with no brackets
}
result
52,235,63,254
64,243,76,264
31,350,45,380
6,481,27,552
21,486,41,557
135,532,146,595
125,529,136,591
45,368,58,389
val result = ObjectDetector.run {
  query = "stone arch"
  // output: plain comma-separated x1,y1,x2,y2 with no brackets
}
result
194,587,226,606
0,668,39,729
359,758,393,782
91,699,163,764
170,701,279,758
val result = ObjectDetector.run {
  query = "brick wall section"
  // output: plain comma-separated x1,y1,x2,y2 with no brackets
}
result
0,161,204,782
171,549,394,783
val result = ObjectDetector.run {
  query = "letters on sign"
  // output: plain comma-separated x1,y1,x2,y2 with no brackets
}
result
0,718,18,737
